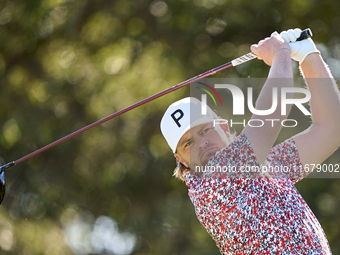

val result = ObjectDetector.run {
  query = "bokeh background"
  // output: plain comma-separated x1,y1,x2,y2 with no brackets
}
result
0,0,340,254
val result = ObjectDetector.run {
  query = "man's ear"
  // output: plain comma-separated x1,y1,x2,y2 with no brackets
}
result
219,121,231,139
175,153,189,168
221,122,230,133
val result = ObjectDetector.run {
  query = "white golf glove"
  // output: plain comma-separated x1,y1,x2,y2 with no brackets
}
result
272,28,320,64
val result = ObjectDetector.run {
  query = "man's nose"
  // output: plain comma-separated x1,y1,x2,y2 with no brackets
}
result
198,138,208,149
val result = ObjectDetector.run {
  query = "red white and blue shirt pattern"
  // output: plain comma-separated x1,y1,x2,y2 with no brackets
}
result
185,133,331,254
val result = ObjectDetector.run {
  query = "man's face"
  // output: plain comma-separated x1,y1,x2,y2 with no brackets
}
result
175,121,231,170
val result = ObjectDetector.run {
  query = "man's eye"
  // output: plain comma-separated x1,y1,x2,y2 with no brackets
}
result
202,128,210,134
185,140,192,148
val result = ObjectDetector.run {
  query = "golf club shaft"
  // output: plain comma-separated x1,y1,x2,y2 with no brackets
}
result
5,58,240,169
12,60,236,165
2,28,312,171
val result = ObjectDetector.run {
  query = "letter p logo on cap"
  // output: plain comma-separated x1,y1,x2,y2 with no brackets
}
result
171,109,184,128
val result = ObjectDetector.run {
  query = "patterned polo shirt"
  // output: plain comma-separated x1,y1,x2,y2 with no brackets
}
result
185,133,331,254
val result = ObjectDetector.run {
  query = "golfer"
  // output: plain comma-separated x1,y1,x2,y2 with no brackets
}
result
161,29,340,254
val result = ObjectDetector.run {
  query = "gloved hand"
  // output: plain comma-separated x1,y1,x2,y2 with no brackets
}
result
272,28,320,64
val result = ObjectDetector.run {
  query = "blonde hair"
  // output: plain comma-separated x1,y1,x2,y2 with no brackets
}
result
173,159,190,181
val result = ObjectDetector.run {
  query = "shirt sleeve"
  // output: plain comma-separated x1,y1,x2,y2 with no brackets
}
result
266,137,308,183
204,133,261,179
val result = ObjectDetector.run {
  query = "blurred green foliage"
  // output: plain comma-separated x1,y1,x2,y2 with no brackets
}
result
0,0,339,254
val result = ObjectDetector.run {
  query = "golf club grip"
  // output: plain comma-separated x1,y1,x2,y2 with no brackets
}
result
231,28,312,67
297,28,312,41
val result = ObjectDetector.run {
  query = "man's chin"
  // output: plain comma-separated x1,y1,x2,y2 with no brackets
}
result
189,150,219,171
202,150,218,165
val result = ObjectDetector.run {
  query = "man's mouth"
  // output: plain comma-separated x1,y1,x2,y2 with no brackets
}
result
201,147,217,162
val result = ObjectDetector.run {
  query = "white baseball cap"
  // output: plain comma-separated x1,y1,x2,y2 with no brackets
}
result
160,97,217,153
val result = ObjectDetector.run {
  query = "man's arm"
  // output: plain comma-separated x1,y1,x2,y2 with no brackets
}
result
293,53,340,166
242,34,293,165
